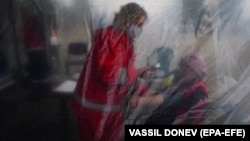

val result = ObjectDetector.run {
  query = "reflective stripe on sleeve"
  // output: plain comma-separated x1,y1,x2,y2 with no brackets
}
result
74,93,121,112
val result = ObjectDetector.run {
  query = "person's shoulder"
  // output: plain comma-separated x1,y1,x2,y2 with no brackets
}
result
93,26,116,35
195,81,209,97
107,26,125,35
93,26,129,42
199,81,208,91
92,26,111,39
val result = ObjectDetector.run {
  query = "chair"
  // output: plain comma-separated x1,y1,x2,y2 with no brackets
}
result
65,42,88,78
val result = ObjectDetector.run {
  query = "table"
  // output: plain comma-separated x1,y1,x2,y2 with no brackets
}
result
51,80,77,141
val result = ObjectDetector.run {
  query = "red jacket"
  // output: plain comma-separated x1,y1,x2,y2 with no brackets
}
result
75,26,138,106
145,80,209,125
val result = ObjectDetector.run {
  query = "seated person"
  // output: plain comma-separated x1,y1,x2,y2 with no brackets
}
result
131,52,209,125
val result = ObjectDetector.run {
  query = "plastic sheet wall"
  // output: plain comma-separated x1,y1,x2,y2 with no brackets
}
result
58,0,250,124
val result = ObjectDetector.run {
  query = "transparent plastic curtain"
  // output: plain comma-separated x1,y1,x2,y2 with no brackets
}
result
60,0,250,124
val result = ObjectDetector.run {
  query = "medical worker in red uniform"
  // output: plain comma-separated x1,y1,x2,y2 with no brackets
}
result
71,2,150,141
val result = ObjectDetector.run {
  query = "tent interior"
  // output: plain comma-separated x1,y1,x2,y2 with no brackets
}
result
1,1,250,139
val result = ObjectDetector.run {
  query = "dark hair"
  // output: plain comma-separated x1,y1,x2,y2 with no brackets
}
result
113,2,148,31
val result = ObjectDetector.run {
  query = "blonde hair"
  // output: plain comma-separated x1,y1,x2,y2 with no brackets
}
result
113,2,148,31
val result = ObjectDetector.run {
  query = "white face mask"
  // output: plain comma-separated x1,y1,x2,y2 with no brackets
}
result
127,25,142,38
